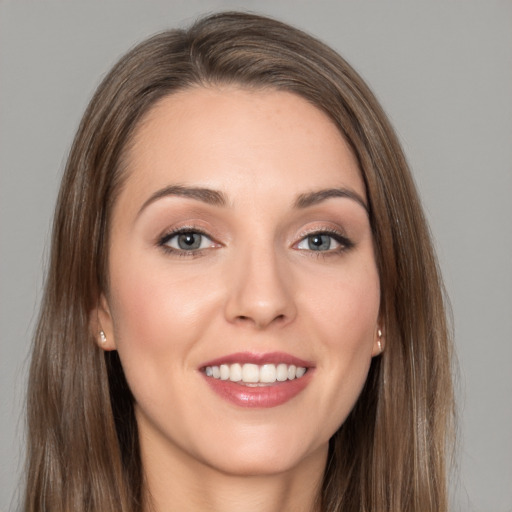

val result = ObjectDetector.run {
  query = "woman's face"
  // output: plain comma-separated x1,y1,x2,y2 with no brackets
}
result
98,86,381,477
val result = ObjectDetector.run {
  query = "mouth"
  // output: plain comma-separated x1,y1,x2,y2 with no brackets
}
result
199,352,314,408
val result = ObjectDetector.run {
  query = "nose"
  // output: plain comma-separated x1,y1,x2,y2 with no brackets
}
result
224,247,297,329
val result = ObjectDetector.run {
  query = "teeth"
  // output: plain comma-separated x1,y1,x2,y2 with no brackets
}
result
260,364,276,383
204,363,307,384
229,363,242,382
220,364,230,380
276,363,288,382
296,366,306,378
242,363,259,383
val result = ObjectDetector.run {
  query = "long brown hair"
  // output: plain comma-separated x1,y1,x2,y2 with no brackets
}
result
24,11,454,511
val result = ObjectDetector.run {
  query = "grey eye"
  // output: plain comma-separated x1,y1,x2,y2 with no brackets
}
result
297,234,339,251
164,232,213,251
178,233,202,250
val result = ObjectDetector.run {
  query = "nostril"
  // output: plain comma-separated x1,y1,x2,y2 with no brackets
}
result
234,313,287,327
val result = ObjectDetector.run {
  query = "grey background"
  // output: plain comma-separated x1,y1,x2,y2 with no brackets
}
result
1,1,511,510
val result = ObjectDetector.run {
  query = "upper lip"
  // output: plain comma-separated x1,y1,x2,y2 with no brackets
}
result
200,351,314,369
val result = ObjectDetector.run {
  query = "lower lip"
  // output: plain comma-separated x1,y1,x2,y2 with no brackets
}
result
202,371,313,408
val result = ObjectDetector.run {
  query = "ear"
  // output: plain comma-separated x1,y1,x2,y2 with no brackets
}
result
371,325,385,357
90,293,117,351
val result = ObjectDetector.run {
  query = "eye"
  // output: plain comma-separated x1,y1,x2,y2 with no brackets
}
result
295,232,353,252
159,230,216,252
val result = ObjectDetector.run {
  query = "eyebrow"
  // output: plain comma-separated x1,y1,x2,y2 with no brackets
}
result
137,184,368,217
294,188,369,213
137,185,227,217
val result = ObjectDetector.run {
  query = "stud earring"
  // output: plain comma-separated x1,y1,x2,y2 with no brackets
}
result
99,330,107,344
377,329,383,353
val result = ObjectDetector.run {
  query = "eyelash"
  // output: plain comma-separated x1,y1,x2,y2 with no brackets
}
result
295,229,354,257
157,227,217,257
157,227,354,257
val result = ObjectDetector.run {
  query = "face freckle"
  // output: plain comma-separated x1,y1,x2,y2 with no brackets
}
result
98,86,381,479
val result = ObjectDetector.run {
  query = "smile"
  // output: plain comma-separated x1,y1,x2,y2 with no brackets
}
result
204,363,307,385
200,352,313,408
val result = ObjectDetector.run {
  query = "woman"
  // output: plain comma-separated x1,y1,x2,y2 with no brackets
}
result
24,11,454,512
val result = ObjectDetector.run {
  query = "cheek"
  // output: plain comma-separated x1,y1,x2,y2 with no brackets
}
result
301,261,380,430
306,260,380,350
106,257,221,396
105,257,225,428
109,257,216,344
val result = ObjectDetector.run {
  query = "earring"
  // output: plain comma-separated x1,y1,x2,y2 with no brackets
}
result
377,329,383,353
99,330,107,344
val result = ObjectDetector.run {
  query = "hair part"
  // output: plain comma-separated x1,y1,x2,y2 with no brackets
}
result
24,11,454,512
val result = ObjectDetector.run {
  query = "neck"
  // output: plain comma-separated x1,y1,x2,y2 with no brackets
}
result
141,434,326,512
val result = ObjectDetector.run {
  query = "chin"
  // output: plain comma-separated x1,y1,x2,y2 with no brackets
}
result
209,455,298,477
196,433,329,478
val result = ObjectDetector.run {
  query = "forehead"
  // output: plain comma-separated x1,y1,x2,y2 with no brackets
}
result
120,86,365,209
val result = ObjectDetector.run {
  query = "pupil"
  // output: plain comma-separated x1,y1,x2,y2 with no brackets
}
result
309,234,330,251
178,233,201,250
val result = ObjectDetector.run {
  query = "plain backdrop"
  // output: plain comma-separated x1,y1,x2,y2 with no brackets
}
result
1,1,511,511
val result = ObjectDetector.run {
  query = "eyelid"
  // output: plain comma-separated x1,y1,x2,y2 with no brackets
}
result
296,234,341,251
159,226,212,244
155,222,354,256
293,226,354,252
157,225,221,255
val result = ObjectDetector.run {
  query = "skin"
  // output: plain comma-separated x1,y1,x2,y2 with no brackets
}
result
95,86,382,512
